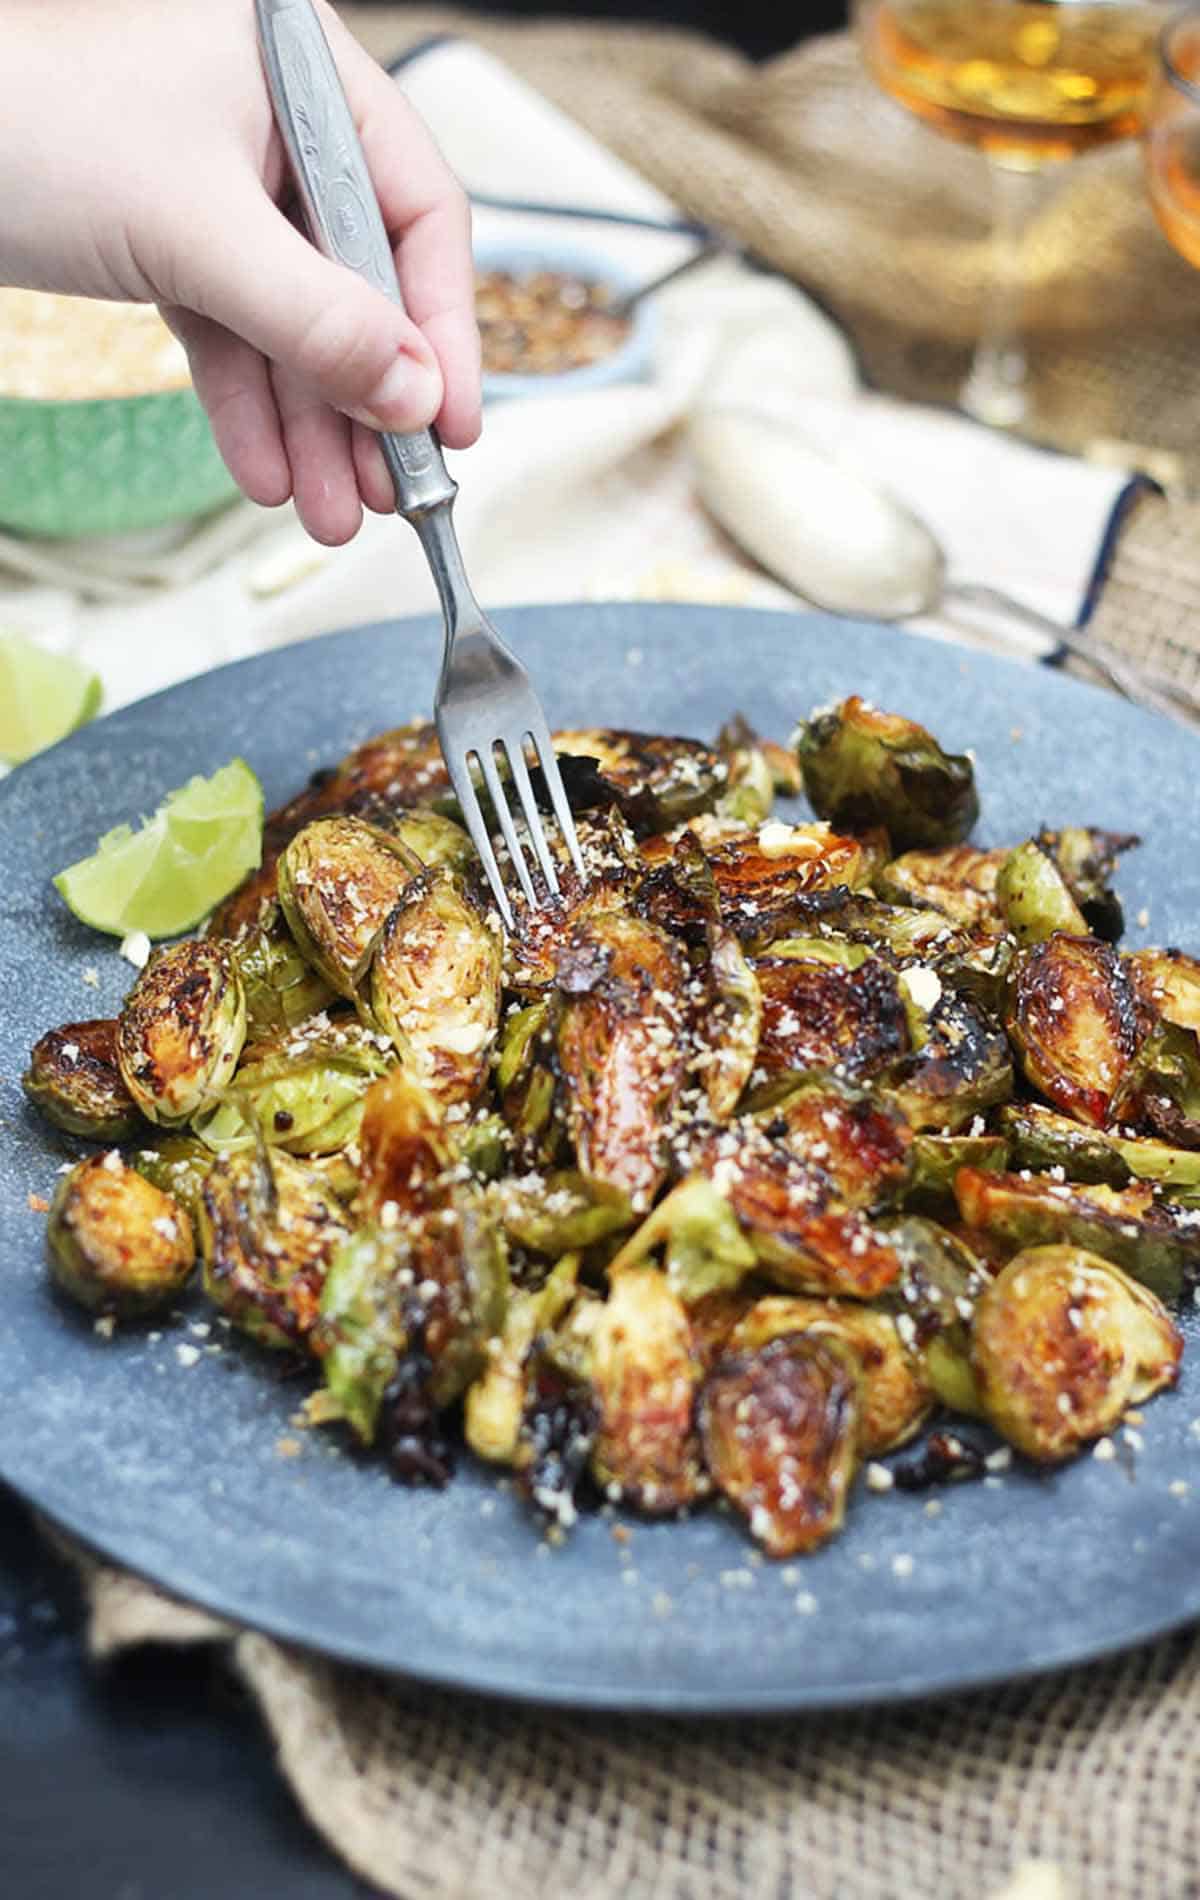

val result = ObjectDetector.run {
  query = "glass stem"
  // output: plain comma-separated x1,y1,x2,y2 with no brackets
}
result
961,158,1043,429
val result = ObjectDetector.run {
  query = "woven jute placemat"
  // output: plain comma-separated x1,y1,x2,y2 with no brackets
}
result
47,12,1200,1897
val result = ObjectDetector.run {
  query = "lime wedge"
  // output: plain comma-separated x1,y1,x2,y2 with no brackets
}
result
54,758,264,939
0,632,102,764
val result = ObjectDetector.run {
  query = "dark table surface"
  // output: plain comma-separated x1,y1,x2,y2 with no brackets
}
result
0,1480,384,1900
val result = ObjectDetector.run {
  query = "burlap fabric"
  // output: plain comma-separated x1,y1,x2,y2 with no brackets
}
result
52,12,1200,1898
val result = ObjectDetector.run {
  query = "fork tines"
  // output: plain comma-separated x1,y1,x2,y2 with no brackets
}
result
439,718,585,932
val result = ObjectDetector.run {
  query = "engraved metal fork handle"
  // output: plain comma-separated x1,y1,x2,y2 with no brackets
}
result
254,0,457,522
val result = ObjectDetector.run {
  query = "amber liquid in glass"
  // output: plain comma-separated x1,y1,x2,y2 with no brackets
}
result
1146,24,1200,271
862,1,1163,163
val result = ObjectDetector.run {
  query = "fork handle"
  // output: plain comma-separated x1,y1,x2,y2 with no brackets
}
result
254,0,458,521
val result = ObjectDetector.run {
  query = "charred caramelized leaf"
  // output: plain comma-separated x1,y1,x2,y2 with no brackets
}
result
464,1256,581,1466
728,1296,932,1456
698,1333,860,1557
495,1001,563,1166
551,727,727,832
1037,826,1138,943
758,1076,914,1211
556,912,689,1210
1007,934,1148,1128
971,1245,1181,1462
999,1102,1200,1190
753,951,910,1082
706,824,882,948
879,1215,993,1416
954,1166,1200,1301
277,815,422,1000
490,1169,634,1256
795,696,979,849
117,940,246,1127
356,1068,454,1224
47,1151,194,1317
995,841,1088,946
1127,947,1200,1034
907,1130,1009,1212
370,869,501,1110
887,981,1013,1133
606,1177,758,1303
23,1018,143,1142
198,1146,353,1349
194,1018,393,1158
875,845,1009,931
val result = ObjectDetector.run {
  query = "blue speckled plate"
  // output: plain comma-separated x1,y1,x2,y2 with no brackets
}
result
3,603,1200,1714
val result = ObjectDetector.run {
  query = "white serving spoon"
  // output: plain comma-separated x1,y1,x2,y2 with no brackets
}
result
688,405,1196,724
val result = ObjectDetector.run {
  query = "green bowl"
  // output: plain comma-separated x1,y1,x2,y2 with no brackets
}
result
0,384,241,540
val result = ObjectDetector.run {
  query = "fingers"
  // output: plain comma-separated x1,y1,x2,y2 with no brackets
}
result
159,305,290,508
270,358,363,546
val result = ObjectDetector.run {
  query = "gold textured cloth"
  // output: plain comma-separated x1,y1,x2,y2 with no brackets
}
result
54,12,1200,1899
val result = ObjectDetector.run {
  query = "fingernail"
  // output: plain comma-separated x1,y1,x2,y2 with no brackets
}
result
359,356,440,431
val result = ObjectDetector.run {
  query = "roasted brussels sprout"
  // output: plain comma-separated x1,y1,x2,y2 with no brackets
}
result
999,1102,1200,1190
874,844,1008,931
551,727,727,832
383,808,478,875
464,1255,580,1466
886,980,1013,1133
370,869,501,1109
971,1245,1181,1461
198,1145,354,1349
704,823,883,949
494,1000,564,1165
555,911,689,1210
1037,826,1138,943
713,713,776,825
906,1130,1009,1211
129,1132,215,1227
880,1215,993,1416
559,1265,708,1513
753,949,910,1083
795,696,979,849
698,1332,860,1556
1127,947,1200,1034
490,1169,634,1256
355,1067,453,1222
117,940,246,1126
277,814,422,1000
606,1177,758,1303
759,1076,914,1211
47,1151,195,1317
728,1295,932,1456
194,1018,393,1158
230,904,336,1032
1007,933,1148,1127
955,1165,1200,1301
994,841,1088,946
23,1018,143,1142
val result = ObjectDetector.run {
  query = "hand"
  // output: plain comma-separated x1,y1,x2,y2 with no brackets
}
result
2,0,480,543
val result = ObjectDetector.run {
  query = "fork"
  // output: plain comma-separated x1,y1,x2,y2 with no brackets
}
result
255,0,585,930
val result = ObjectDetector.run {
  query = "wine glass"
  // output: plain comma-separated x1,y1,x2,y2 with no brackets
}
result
853,0,1173,428
1145,8,1200,269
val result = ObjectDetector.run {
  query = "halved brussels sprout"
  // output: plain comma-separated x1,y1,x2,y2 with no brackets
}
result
687,1121,903,1299
758,1076,914,1211
383,808,478,875
605,1177,758,1303
551,727,727,832
355,1067,454,1223
117,940,246,1126
129,1132,216,1227
464,1255,580,1466
954,1165,1200,1300
194,1018,393,1157
1037,826,1138,943
753,950,910,1082
907,1130,1009,1211
728,1295,933,1456
370,869,501,1110
701,919,763,1120
23,1018,143,1143
277,814,422,1000
999,1102,1200,1190
994,841,1088,946
319,1189,508,1445
713,713,776,825
698,1332,860,1557
494,1000,564,1165
555,911,689,1210
874,845,1009,931
795,696,979,849
490,1168,634,1257
1007,933,1148,1128
880,1214,993,1416
886,982,1013,1133
971,1245,1181,1462
1127,947,1200,1035
230,903,336,1033
198,1145,354,1349
706,824,883,948
46,1151,195,1317
561,1265,708,1514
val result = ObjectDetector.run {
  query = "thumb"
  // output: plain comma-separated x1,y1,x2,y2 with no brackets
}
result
182,192,444,432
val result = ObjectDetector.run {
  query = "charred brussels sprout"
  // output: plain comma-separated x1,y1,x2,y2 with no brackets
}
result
886,977,1012,1133
704,823,882,948
1127,947,1200,1034
23,1018,143,1142
713,713,776,825
370,869,501,1110
129,1132,215,1226
1007,933,1148,1127
728,1296,932,1456
999,1102,1200,1191
495,1000,563,1165
198,1146,354,1349
1037,826,1138,943
491,1169,634,1257
606,1178,758,1303
760,1076,914,1211
874,845,1008,931
230,905,336,1033
907,1130,1009,1211
551,727,727,832
194,1019,392,1157
971,1246,1181,1461
880,1216,992,1416
753,950,910,1083
994,841,1088,946
698,1332,860,1557
117,940,246,1126
464,1256,581,1466
383,809,478,875
954,1166,1200,1301
356,1068,453,1222
795,696,979,849
555,912,689,1211
47,1152,194,1317
277,814,421,1000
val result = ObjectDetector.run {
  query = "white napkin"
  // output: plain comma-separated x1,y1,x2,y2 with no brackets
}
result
0,35,1140,716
